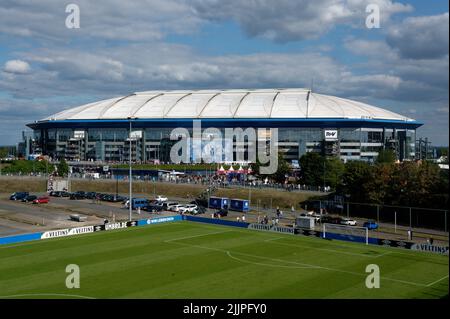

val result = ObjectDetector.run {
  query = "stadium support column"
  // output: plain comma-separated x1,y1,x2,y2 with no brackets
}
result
84,130,88,161
142,129,146,163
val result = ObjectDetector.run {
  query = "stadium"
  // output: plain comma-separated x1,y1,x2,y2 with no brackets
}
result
26,88,422,163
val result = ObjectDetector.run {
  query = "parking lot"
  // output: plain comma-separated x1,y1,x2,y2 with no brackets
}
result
0,191,276,237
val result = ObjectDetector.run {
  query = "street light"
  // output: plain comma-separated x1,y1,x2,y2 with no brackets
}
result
127,116,135,222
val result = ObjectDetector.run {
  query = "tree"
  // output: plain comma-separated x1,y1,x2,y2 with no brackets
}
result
324,157,345,190
299,152,325,186
376,149,396,164
270,152,291,183
341,160,373,202
0,147,8,159
57,158,69,177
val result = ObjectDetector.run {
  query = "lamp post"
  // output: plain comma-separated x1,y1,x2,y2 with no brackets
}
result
128,117,134,222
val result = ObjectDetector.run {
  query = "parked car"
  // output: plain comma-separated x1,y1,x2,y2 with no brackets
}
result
70,191,86,200
109,195,124,202
125,198,149,210
9,192,29,200
144,202,164,213
33,196,50,204
21,195,38,202
191,205,206,215
170,204,185,212
179,204,197,214
60,191,70,197
155,195,168,202
363,220,378,230
340,218,357,226
85,192,97,199
163,202,179,211
102,194,114,202
320,215,342,224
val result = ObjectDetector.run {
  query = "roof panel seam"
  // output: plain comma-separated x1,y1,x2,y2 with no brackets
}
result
233,92,250,118
197,92,221,118
164,93,192,118
130,93,164,117
98,94,135,119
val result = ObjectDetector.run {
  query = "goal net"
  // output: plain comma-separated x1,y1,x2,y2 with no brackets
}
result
322,223,369,245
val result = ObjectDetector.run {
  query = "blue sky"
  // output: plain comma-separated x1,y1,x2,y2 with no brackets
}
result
0,0,448,145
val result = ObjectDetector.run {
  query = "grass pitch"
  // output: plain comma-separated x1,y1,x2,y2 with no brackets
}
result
0,221,448,299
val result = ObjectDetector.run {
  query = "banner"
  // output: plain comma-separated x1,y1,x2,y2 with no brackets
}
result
95,221,138,232
376,238,413,249
411,243,449,255
137,215,182,226
41,226,95,239
41,229,70,239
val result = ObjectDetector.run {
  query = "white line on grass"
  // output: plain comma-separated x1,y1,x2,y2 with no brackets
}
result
167,240,429,288
164,230,234,243
426,275,449,287
264,237,385,258
225,251,317,269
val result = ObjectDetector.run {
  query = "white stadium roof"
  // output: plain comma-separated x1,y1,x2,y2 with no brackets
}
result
43,88,415,122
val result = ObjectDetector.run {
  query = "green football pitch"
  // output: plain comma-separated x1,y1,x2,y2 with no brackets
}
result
0,221,448,299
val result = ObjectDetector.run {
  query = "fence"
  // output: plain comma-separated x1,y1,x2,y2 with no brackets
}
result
306,199,449,234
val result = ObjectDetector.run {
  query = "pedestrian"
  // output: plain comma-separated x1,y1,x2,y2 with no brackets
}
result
237,216,241,222
241,214,246,222
407,229,413,240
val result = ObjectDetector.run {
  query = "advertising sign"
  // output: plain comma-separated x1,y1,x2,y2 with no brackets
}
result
324,130,338,141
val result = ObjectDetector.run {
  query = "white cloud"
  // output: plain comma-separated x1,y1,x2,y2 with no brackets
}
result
386,13,449,59
191,0,412,42
3,59,31,74
0,0,203,42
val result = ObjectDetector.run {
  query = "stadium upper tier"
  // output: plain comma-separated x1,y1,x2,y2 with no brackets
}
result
40,88,415,122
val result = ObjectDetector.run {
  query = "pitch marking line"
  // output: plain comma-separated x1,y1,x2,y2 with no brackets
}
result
167,240,430,288
264,237,387,259
426,275,449,287
164,230,234,243
225,251,316,269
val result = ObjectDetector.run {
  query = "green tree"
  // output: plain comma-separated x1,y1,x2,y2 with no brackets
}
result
341,160,373,202
324,157,345,191
270,152,291,183
57,158,69,177
2,159,53,174
299,152,325,186
0,147,8,159
376,149,397,164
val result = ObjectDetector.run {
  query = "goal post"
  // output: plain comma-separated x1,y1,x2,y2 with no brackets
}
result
322,223,369,245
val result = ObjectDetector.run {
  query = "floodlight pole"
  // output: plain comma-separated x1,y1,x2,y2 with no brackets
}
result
128,117,133,222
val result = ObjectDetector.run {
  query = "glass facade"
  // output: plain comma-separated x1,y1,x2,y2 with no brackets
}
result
33,125,417,163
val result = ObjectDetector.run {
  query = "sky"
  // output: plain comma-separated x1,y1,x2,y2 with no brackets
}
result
0,0,448,146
